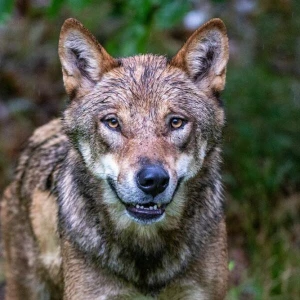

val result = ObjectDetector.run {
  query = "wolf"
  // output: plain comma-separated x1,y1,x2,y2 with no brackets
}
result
1,17,229,299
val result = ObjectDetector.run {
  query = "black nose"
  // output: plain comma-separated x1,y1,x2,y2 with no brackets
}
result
136,165,170,197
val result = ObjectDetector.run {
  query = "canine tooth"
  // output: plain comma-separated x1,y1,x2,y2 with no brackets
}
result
154,205,157,210
136,204,140,208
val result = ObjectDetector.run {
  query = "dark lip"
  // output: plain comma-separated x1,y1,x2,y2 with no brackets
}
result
107,176,183,221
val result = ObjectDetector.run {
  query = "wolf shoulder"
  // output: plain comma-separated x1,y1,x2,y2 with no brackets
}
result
13,118,69,195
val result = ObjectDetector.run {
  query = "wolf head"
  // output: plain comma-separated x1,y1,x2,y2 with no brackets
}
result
58,18,228,231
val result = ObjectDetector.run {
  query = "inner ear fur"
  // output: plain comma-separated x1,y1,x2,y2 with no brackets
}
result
58,18,119,98
170,18,229,92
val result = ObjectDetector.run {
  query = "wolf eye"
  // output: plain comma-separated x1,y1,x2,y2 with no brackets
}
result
104,118,119,130
170,118,185,129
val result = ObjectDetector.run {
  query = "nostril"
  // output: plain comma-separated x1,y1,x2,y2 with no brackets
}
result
161,178,169,188
142,178,155,187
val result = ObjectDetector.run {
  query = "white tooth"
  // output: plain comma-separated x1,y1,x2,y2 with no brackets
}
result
154,205,157,210
149,206,153,210
140,205,144,209
136,204,140,208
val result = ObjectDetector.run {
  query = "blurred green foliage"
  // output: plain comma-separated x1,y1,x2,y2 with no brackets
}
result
225,66,300,199
105,0,191,56
0,0,14,22
224,65,300,298
0,0,300,299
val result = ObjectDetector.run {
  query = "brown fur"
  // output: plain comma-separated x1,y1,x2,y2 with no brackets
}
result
1,18,229,299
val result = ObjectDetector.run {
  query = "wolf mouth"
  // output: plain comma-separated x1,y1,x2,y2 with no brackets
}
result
107,178,167,222
126,202,166,221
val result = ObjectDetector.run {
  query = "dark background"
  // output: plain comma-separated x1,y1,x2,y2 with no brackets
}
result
0,0,300,299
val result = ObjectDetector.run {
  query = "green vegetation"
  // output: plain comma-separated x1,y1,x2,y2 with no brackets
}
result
0,0,299,299
225,65,300,299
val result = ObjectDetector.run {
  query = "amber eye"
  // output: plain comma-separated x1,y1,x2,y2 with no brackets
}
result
170,118,184,129
105,118,119,129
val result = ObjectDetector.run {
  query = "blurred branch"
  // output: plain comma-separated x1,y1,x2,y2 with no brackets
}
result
16,0,30,17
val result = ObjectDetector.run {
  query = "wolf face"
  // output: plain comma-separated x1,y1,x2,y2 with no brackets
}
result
59,19,228,231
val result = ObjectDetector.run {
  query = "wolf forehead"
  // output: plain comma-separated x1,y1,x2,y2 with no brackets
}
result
76,54,216,115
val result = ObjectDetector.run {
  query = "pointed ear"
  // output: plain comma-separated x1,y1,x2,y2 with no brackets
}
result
58,18,119,98
170,18,229,92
